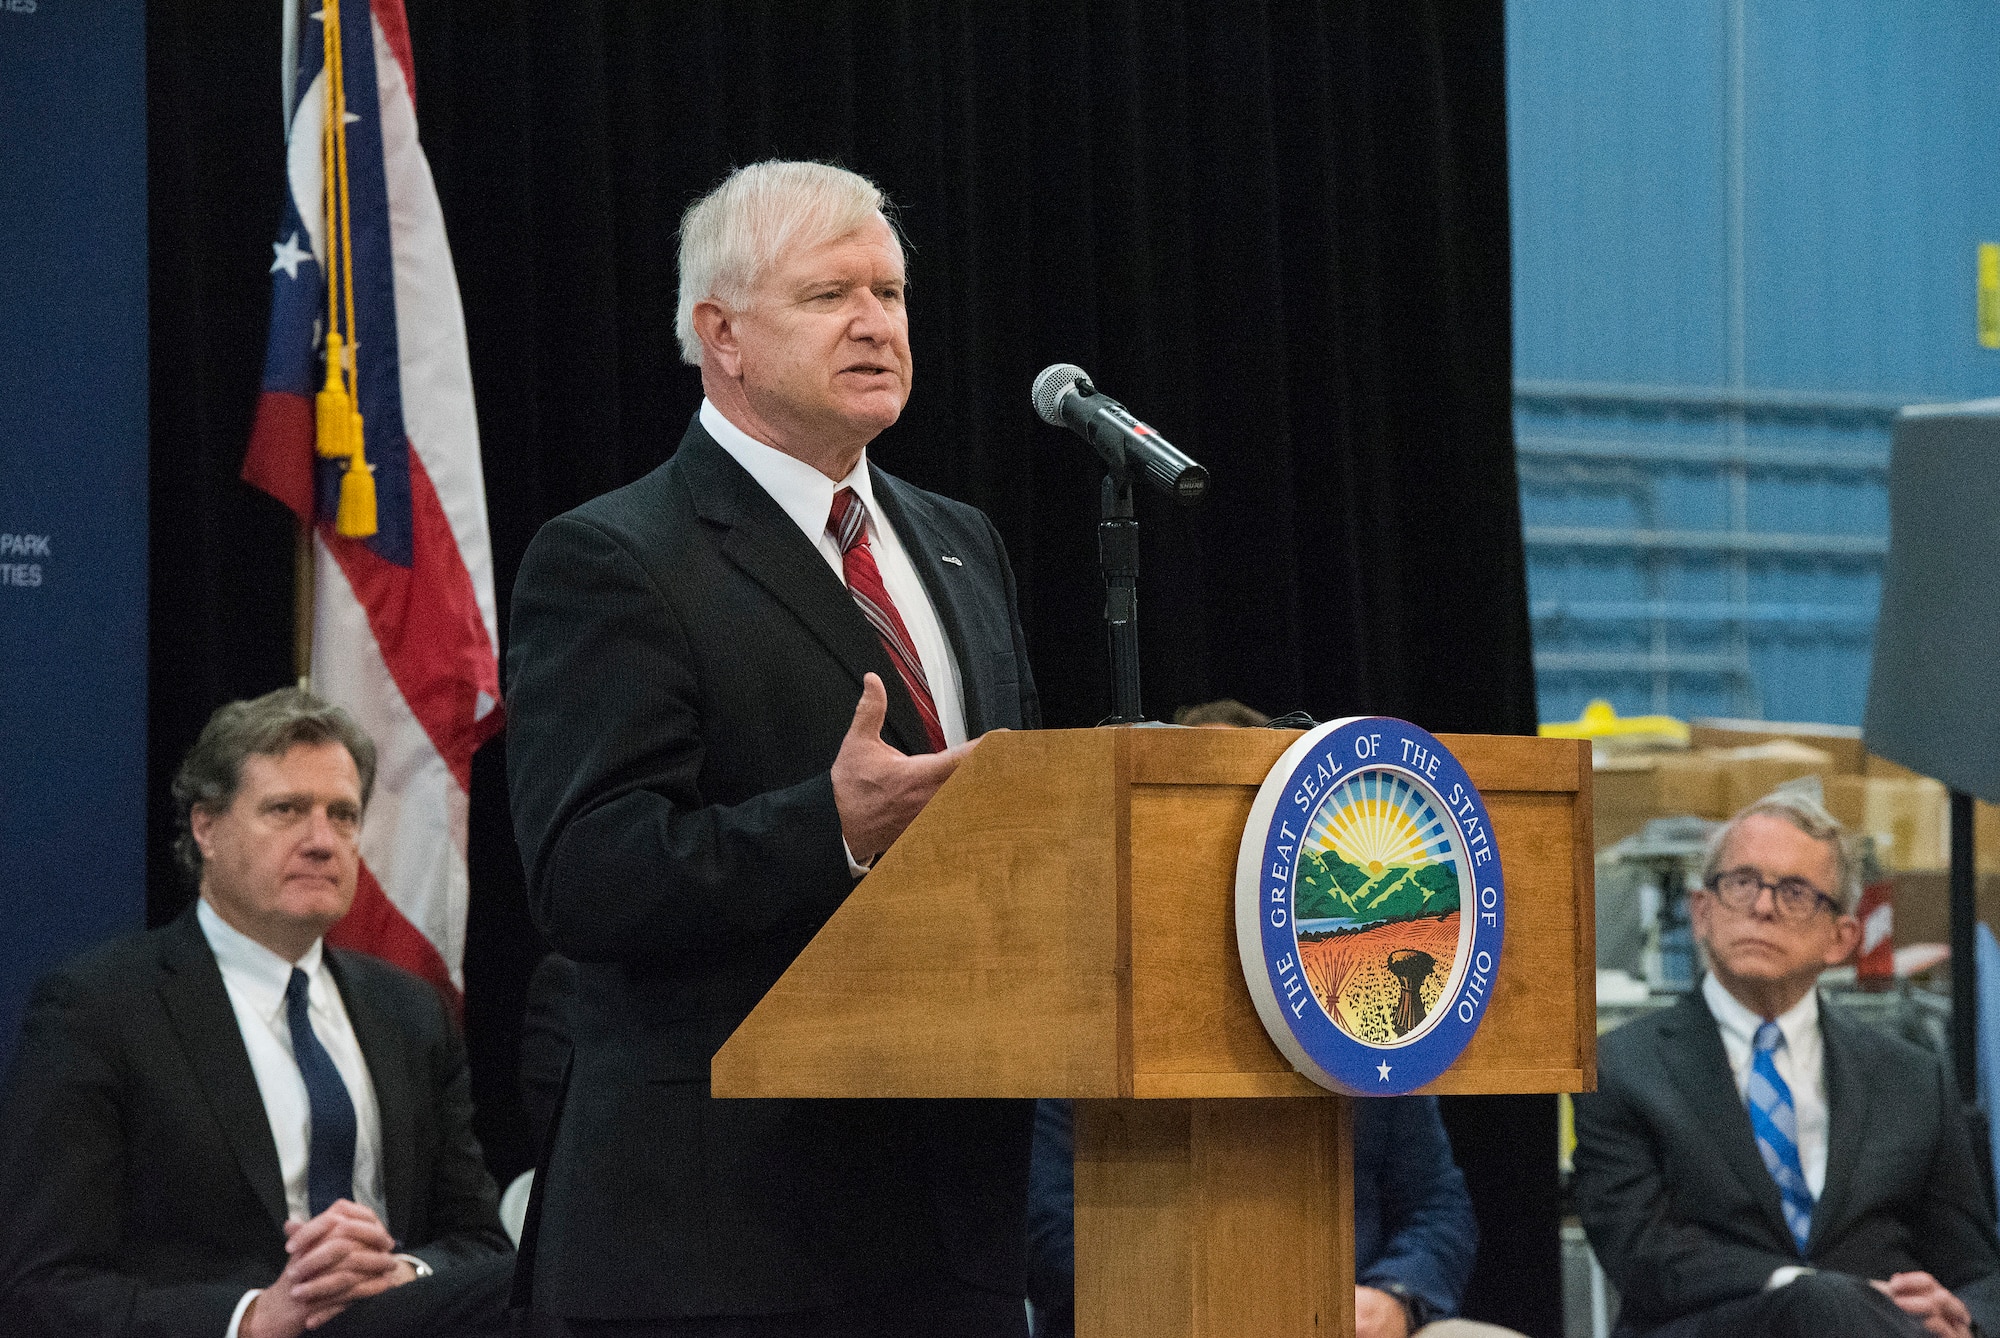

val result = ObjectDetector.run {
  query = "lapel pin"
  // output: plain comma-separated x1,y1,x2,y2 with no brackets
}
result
940,554,963,566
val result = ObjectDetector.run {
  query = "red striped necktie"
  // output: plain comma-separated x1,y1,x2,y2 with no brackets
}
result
827,487,947,753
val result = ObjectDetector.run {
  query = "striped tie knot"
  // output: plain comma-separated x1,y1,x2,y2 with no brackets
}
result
829,487,868,555
1754,1020,1783,1054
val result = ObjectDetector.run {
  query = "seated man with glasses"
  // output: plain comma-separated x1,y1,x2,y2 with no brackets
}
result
1573,791,2000,1338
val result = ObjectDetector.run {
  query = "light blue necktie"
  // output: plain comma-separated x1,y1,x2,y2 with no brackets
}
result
286,968,357,1217
1747,1020,1813,1253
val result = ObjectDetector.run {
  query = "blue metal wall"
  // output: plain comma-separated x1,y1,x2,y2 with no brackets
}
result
1506,0,2000,726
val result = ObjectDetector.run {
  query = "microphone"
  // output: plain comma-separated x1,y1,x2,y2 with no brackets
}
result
1032,364,1209,505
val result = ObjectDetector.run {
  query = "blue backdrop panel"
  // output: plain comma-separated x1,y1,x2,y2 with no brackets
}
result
1509,0,2000,726
0,0,149,1070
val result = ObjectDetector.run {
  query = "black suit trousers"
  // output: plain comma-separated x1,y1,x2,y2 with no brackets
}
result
1653,1272,1927,1338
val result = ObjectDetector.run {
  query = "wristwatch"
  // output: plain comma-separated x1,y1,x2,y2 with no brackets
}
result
1381,1282,1439,1333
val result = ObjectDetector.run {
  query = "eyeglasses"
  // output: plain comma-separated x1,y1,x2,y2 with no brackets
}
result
1703,867,1840,921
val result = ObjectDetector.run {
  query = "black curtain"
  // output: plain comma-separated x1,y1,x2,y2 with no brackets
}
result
148,1,1548,1331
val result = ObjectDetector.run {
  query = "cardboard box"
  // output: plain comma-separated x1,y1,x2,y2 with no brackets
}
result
1714,741,1838,816
1592,751,1730,850
1585,735,2000,870
1656,752,1729,820
1820,773,1868,832
1592,756,1660,850
1862,776,1950,872
1692,718,1865,775
1592,743,1857,852
1865,753,1923,781
1862,756,2000,873
1888,869,2000,946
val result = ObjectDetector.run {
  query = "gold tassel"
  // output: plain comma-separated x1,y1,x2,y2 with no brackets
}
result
320,0,373,542
315,331,355,459
335,448,378,538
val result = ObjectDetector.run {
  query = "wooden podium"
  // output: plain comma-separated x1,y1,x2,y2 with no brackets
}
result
713,726,1596,1337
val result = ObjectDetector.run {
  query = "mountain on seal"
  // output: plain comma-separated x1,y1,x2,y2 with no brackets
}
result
1293,846,1459,925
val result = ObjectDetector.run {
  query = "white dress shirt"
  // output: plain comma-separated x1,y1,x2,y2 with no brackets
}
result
197,899,387,1337
699,397,969,750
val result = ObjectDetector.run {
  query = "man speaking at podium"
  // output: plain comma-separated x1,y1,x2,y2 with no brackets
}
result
506,161,1040,1337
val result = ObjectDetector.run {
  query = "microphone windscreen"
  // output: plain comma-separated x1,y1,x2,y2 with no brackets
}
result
1031,363,1088,426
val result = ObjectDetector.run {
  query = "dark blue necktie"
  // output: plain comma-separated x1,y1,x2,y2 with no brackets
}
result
285,967,357,1217
1747,1020,1813,1253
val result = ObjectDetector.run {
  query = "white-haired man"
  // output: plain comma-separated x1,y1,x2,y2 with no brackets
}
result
506,162,1039,1337
1574,792,2000,1338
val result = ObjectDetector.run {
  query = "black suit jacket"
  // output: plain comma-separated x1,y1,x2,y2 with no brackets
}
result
505,417,1040,1319
0,907,510,1337
1572,989,2000,1337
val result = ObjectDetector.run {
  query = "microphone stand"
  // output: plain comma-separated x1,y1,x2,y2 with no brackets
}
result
1098,473,1144,724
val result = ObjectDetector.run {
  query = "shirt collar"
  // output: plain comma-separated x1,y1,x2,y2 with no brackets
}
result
196,897,326,1022
1702,970,1819,1052
699,399,877,546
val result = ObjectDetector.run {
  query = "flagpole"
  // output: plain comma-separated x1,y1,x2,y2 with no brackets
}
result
284,0,310,690
280,0,299,140
294,524,314,689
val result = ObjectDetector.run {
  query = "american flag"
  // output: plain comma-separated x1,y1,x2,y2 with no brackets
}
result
243,0,502,1003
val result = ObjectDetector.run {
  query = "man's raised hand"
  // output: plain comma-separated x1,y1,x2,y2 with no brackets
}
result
831,673,976,863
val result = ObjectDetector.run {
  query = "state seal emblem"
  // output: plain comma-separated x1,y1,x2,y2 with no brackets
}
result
1234,717,1504,1095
